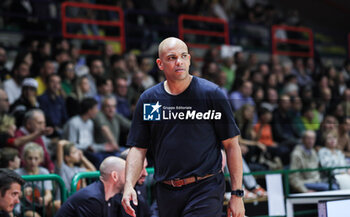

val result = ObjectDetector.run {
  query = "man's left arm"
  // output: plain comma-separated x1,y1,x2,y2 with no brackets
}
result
222,136,245,217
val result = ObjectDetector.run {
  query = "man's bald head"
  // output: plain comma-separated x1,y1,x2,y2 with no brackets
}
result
99,156,125,181
158,37,188,58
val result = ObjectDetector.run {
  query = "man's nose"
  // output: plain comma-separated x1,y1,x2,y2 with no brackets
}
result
14,196,20,204
175,58,183,66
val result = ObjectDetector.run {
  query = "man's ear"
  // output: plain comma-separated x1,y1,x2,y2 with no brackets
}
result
111,171,118,182
156,58,163,70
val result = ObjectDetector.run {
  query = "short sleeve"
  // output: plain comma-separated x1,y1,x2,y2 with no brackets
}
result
126,97,150,148
211,87,240,141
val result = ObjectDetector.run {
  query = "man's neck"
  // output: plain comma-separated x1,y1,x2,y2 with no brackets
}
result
103,182,121,201
164,75,192,95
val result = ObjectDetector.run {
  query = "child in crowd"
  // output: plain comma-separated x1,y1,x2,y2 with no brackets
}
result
15,142,53,217
0,147,21,170
56,140,96,195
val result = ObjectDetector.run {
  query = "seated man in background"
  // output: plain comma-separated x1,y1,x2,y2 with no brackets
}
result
14,109,55,173
94,96,131,151
289,130,337,193
38,74,68,137
63,98,116,167
55,157,127,217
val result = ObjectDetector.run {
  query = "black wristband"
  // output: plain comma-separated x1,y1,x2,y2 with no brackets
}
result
231,189,244,197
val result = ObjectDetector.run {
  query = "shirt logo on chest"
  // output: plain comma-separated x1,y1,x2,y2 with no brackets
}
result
143,101,162,121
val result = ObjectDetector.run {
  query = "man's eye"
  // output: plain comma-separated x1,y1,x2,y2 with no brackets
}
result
182,54,187,58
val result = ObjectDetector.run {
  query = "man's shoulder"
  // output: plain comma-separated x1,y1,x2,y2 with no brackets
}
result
74,181,104,200
140,82,164,98
194,76,219,90
66,116,83,126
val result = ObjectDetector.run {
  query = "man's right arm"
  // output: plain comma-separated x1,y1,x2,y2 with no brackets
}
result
122,147,147,217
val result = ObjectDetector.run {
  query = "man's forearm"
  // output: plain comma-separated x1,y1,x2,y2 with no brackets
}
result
223,136,243,190
125,147,147,187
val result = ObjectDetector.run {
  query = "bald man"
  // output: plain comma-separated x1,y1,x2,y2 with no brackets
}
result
56,157,128,217
123,37,245,217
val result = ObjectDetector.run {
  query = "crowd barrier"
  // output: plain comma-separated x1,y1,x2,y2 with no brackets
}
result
271,25,314,58
21,174,67,217
61,1,125,54
18,165,350,217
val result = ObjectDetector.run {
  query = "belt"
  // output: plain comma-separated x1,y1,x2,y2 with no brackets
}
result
162,173,215,187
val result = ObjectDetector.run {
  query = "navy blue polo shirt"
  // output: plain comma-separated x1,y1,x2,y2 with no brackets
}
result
55,181,126,217
127,76,240,182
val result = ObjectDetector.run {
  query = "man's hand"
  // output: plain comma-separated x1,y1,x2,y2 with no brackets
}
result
227,196,245,217
121,183,138,217
43,127,54,136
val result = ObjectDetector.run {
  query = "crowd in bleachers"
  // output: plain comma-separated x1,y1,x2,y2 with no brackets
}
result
0,0,349,216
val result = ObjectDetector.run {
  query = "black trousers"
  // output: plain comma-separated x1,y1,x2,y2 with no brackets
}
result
156,172,225,217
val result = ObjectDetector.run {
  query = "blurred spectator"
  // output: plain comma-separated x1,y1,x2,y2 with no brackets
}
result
114,77,132,119
202,62,220,83
254,107,285,168
335,72,347,97
318,130,348,175
94,77,114,109
290,96,305,136
15,142,53,217
235,105,266,171
261,88,278,112
301,103,320,131
0,89,9,116
215,70,229,98
38,74,68,136
342,88,350,117
35,59,55,96
66,75,92,117
252,85,264,109
127,71,145,108
291,58,313,88
110,54,128,79
125,52,139,75
234,51,246,68
0,46,9,81
62,98,111,167
14,109,54,173
229,80,255,111
337,117,350,159
13,51,33,76
340,60,350,82
87,58,105,96
220,56,236,91
58,61,76,96
32,41,52,76
4,61,30,104
10,78,39,127
56,140,96,197
0,147,21,170
94,96,131,149
272,94,300,145
289,130,337,193
315,115,338,149
247,53,259,72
